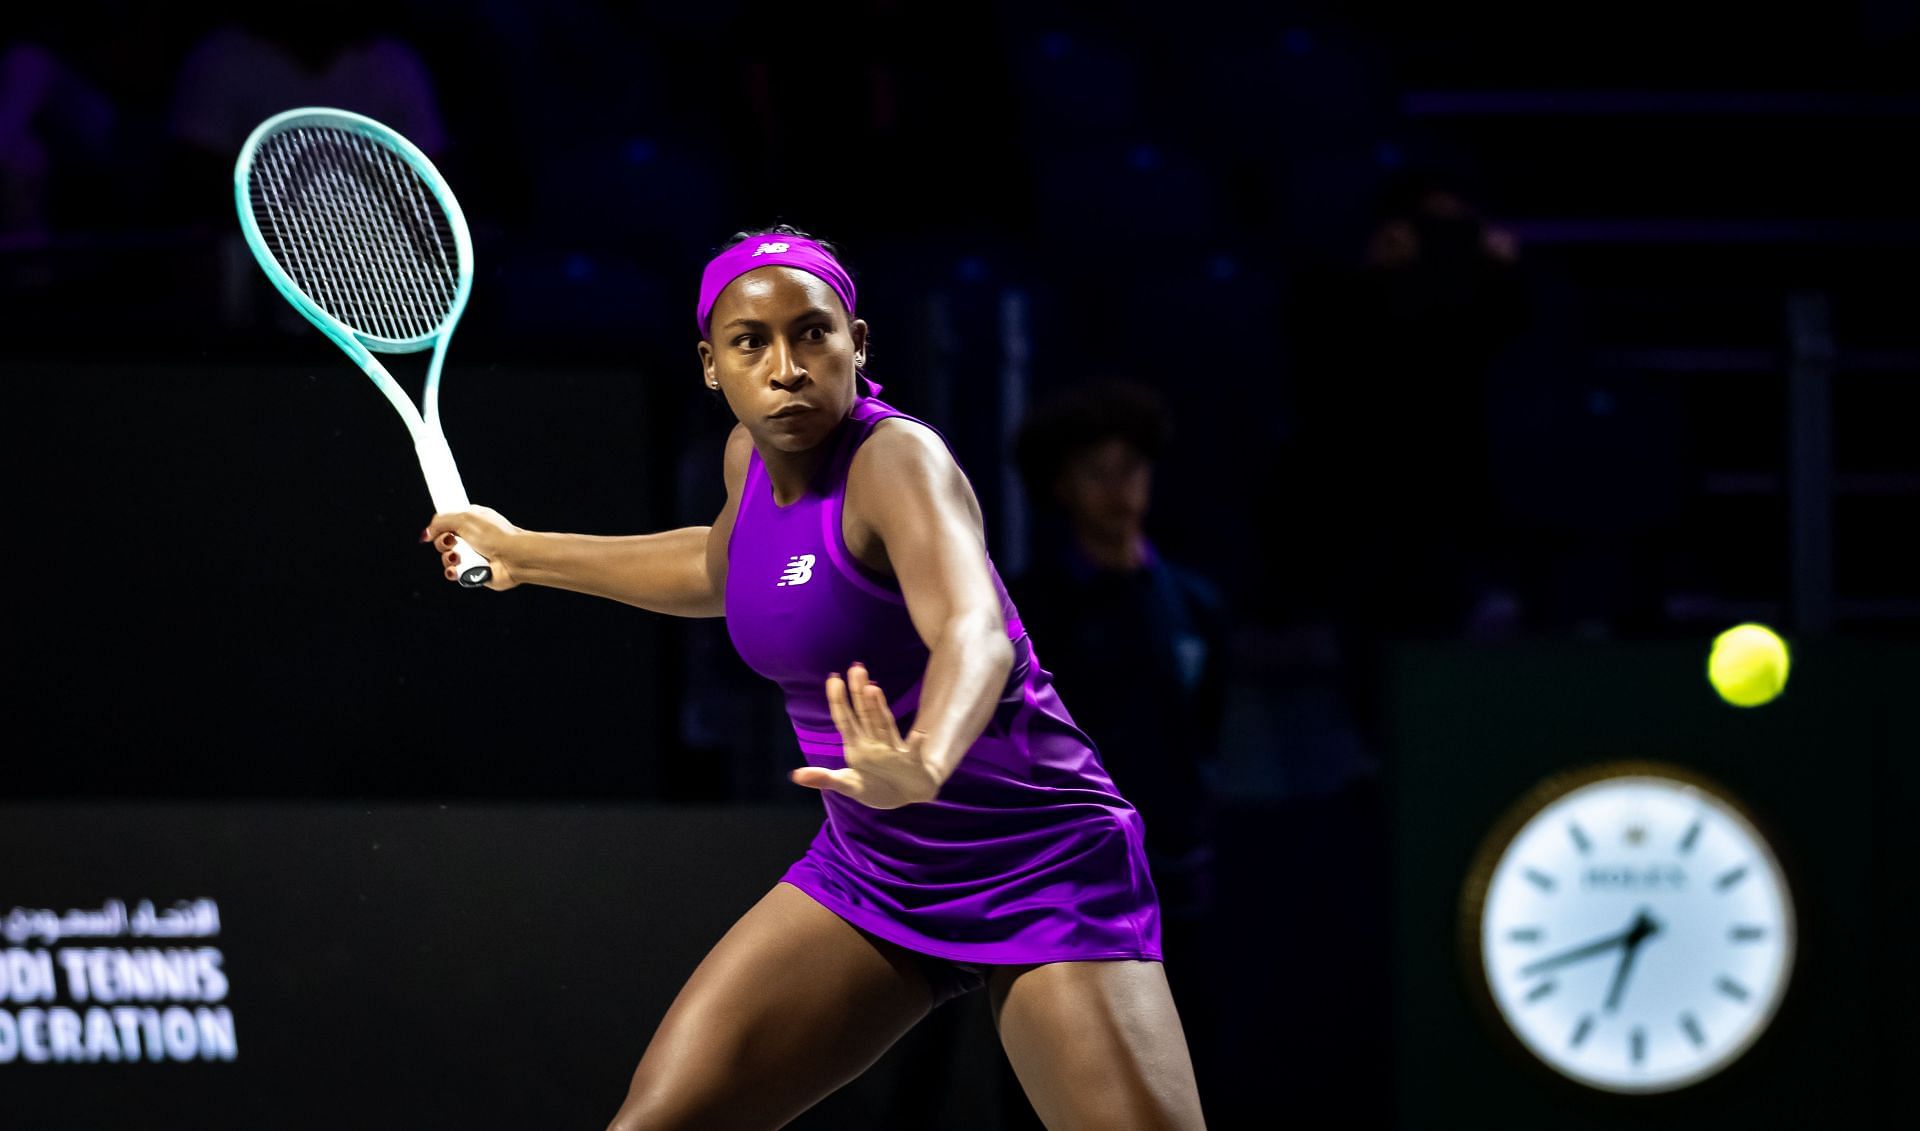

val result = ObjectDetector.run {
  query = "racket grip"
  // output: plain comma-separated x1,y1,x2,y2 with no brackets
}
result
449,534,492,588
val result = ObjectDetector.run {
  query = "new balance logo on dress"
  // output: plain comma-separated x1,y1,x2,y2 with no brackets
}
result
777,554,816,586
754,242,791,256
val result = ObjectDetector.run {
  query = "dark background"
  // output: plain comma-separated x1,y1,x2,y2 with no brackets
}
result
4,3,1917,1127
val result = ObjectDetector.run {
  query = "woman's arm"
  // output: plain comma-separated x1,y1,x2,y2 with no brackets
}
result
424,425,751,618
844,419,1015,783
501,525,721,616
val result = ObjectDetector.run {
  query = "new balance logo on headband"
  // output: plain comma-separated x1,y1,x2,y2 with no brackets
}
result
754,242,792,256
777,554,815,587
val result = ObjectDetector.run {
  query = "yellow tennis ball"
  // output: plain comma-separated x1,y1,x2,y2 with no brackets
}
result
1707,623,1791,707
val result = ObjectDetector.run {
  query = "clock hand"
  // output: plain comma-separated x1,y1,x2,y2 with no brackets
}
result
1602,910,1662,1012
1517,918,1641,978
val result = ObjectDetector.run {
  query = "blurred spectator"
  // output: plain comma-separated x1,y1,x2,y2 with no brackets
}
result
1289,168,1528,621
1010,380,1226,915
0,5,181,243
0,38,115,239
167,9,447,227
1,7,184,314
1277,167,1529,750
1010,380,1222,857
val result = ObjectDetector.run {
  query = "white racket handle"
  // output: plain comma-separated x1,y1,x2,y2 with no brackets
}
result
448,534,492,589
415,433,491,588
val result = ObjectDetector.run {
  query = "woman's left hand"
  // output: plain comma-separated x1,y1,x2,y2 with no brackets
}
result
792,663,942,809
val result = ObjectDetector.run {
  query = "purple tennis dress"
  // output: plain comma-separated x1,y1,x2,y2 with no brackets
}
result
725,394,1163,968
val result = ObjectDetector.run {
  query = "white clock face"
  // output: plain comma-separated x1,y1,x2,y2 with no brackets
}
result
1478,772,1795,1092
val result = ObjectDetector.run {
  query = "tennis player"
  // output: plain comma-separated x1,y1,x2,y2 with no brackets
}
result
424,226,1207,1130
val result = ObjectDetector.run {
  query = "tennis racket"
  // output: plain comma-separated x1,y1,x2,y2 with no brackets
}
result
233,106,490,587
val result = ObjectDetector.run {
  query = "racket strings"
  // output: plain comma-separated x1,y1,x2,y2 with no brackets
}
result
249,126,460,342
291,127,456,339
337,135,450,338
304,127,456,340
357,136,459,332
256,130,400,334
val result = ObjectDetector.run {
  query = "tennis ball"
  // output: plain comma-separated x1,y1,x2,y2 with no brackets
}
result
1707,623,1791,707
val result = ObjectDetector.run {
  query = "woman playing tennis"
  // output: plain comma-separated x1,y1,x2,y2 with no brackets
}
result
424,226,1207,1130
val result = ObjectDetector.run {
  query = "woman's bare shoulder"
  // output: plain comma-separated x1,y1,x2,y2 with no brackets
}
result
848,415,979,529
722,422,753,493
856,415,951,472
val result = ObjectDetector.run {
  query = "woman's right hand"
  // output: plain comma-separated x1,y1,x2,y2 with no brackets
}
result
423,506,522,590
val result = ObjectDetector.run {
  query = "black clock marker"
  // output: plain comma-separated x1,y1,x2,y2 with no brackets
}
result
1570,1014,1595,1048
1679,819,1703,854
1526,979,1557,1003
1524,868,1556,893
1630,1027,1646,1064
1508,927,1544,944
1715,865,1750,892
1681,1013,1706,1048
1730,925,1766,942
1569,822,1591,854
1716,976,1751,1002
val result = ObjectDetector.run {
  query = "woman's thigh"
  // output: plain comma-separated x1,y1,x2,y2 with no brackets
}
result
605,882,935,1131
989,959,1207,1131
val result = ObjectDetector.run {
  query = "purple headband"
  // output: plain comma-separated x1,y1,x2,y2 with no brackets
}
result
696,236,857,338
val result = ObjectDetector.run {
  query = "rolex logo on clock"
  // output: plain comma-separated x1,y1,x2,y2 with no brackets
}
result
1461,762,1797,1093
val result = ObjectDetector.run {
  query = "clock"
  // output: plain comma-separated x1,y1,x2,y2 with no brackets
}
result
1461,761,1797,1093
